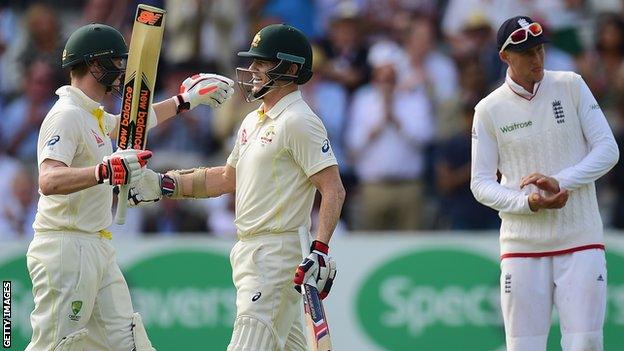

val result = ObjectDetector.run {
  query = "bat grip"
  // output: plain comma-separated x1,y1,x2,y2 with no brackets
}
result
114,185,130,224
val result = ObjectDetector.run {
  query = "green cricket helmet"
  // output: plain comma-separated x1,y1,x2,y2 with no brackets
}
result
62,23,128,94
236,24,313,102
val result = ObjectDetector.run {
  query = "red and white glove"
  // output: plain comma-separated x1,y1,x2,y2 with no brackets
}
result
293,240,337,299
173,73,235,113
95,149,152,186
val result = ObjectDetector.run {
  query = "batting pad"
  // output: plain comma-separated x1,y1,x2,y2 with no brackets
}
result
227,315,278,351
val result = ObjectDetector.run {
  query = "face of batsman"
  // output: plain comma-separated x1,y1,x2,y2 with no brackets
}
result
501,44,545,87
236,58,299,102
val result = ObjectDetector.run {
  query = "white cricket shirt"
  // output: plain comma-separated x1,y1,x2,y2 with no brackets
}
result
227,90,338,238
471,70,619,256
34,86,118,234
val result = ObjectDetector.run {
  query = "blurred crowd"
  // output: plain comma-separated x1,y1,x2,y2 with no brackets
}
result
1,0,624,239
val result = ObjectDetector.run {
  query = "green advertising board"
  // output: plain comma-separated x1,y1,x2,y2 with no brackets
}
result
356,248,503,350
1,236,623,350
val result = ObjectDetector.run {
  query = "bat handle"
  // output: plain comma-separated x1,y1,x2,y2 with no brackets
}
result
114,185,130,224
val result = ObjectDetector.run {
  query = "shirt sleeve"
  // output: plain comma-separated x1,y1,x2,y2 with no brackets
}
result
226,126,242,168
552,75,619,190
38,110,82,167
286,113,338,177
470,106,533,215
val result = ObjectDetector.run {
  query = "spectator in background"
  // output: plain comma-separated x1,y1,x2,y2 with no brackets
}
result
2,60,55,160
148,65,217,158
318,6,370,93
0,166,37,240
437,54,489,145
300,44,349,175
579,12,624,125
434,100,499,230
456,12,504,88
0,2,20,98
346,41,435,231
400,14,459,120
609,112,624,228
249,0,316,38
79,0,128,28
199,0,249,73
142,198,207,234
204,193,236,238
3,3,64,98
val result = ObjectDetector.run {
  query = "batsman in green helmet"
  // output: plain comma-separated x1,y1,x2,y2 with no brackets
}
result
235,23,314,101
126,23,346,351
27,23,234,351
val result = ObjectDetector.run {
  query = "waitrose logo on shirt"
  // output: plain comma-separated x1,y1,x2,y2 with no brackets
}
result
500,120,533,133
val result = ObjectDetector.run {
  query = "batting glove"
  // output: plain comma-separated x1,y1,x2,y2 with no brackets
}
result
173,73,235,112
128,169,175,207
293,240,337,299
95,149,152,186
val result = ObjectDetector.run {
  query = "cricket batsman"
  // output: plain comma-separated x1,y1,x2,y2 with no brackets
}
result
471,16,619,351
28,23,233,350
127,24,346,350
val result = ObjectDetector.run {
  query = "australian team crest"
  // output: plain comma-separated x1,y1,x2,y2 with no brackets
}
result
252,32,261,47
260,125,275,145
69,300,82,321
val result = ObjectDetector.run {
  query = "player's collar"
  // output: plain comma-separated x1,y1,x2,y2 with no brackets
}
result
262,90,302,120
505,69,542,100
56,85,101,111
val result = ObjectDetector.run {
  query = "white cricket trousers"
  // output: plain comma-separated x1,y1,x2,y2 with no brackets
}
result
500,249,606,351
26,232,135,350
227,233,307,351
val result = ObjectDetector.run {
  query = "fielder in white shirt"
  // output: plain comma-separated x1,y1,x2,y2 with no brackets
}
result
129,24,345,351
471,16,619,351
28,23,233,350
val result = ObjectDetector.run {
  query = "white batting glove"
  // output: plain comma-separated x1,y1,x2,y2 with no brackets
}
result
96,149,152,186
173,73,235,112
293,240,337,300
128,169,175,207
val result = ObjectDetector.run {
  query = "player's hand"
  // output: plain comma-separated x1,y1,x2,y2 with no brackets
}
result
520,172,569,211
520,172,561,193
293,240,337,299
96,149,152,186
175,73,235,112
128,169,175,206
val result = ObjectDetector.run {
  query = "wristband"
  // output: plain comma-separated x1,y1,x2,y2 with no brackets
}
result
311,240,329,254
95,163,108,184
173,93,190,114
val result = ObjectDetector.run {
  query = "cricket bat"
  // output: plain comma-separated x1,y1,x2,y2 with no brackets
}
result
115,4,166,224
298,227,333,351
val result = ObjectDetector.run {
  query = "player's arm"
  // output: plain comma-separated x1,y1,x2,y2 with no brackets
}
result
39,159,99,195
169,165,236,198
109,74,235,138
39,150,151,196
127,165,236,205
470,107,535,214
550,75,619,190
309,165,345,244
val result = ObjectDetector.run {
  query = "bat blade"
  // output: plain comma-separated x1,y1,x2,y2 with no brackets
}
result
298,227,333,351
115,4,165,224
